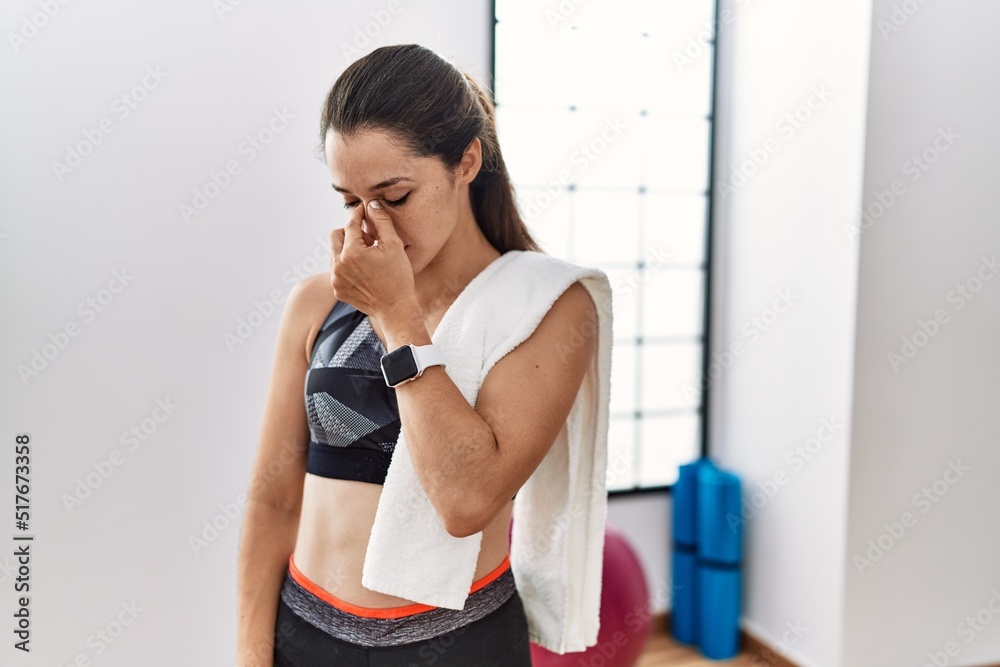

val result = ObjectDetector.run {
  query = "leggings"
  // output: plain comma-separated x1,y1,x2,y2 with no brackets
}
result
273,552,533,666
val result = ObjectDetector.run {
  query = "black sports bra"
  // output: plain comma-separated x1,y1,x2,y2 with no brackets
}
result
303,300,517,500
304,300,399,484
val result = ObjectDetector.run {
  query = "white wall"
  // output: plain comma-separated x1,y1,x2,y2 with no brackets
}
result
0,1,490,665
711,0,1000,666
708,0,875,665
842,1,1000,665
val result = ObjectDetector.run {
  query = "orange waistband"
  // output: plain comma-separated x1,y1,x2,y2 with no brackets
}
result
287,552,511,619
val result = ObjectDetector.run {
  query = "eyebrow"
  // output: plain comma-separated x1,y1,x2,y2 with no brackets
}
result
331,176,413,194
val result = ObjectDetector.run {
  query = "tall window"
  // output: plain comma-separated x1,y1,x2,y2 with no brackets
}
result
493,0,717,492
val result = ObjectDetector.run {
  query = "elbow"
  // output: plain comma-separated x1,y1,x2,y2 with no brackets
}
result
444,516,478,540
443,497,488,539
441,486,490,539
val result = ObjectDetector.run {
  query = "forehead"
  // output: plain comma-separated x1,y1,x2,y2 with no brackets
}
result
325,129,425,192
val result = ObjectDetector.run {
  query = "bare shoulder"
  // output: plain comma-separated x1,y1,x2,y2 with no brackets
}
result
284,272,339,361
535,280,599,343
552,280,598,324
498,279,598,371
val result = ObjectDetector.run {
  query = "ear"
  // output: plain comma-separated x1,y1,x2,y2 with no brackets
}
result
456,136,483,186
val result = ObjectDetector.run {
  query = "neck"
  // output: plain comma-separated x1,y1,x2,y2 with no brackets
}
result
413,203,503,320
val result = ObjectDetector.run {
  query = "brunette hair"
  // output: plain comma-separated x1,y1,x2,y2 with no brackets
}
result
318,44,543,254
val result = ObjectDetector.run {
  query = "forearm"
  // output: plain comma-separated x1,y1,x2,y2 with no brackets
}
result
236,499,300,667
379,301,499,534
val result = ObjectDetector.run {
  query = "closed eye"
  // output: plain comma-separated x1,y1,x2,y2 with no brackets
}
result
343,193,410,210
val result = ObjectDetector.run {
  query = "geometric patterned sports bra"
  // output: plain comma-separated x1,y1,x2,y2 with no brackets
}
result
303,300,400,485
303,299,518,500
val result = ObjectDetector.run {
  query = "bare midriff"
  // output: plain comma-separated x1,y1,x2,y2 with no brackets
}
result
291,473,514,610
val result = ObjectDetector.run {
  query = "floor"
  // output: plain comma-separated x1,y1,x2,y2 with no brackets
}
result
636,629,758,666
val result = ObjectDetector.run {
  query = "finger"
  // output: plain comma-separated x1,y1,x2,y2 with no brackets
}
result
343,205,368,249
329,226,345,259
365,200,401,248
346,203,377,245
359,213,376,246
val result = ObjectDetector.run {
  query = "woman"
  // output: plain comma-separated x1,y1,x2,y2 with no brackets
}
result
236,44,599,666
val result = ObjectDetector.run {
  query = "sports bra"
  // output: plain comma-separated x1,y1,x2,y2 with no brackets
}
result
303,299,518,500
304,300,399,484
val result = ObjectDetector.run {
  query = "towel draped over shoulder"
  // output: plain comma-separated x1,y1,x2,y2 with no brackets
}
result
361,249,614,654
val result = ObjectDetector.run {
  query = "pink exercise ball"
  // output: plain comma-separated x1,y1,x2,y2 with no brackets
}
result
510,518,652,667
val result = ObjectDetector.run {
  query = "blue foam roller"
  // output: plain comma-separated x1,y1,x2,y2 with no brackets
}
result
670,548,697,644
696,563,741,659
674,459,711,544
671,457,714,644
697,469,742,563
694,467,742,659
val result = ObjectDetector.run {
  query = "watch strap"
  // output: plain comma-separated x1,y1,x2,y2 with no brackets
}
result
412,343,445,371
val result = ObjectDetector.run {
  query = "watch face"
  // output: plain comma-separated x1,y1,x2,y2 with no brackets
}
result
381,346,418,386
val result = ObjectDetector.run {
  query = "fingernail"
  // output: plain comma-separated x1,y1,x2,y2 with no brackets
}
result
369,200,381,209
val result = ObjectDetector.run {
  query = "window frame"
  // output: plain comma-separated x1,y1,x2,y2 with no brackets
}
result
489,0,721,496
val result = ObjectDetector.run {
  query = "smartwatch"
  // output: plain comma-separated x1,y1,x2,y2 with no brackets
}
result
380,343,446,388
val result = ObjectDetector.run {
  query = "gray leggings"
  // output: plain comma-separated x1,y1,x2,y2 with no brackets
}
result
273,562,533,666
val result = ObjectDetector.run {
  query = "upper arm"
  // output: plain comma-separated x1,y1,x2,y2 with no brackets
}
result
468,280,599,529
245,274,335,516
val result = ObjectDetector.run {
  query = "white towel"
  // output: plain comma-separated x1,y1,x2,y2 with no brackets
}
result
360,249,614,654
